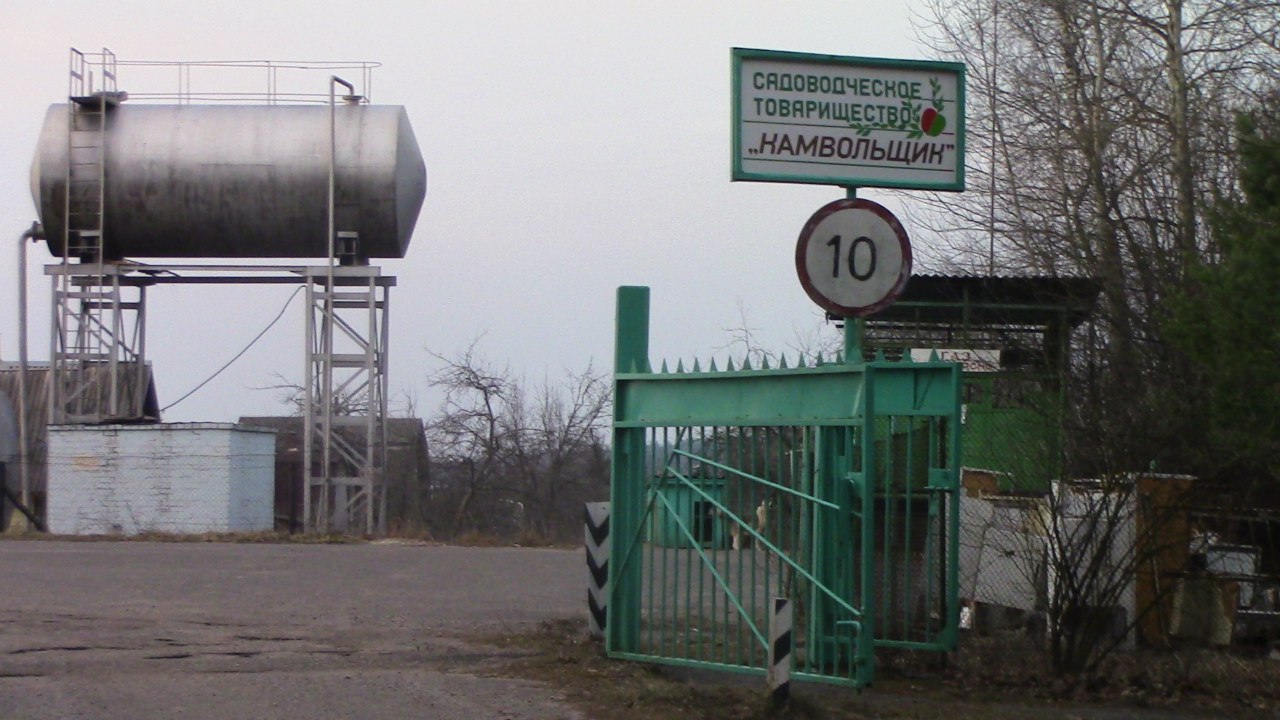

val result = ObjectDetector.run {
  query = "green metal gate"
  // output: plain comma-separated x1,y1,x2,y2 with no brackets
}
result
607,287,963,688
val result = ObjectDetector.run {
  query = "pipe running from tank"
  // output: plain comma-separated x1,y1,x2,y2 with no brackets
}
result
16,222,42,527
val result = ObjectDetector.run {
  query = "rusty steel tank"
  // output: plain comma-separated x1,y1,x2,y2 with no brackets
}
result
29,103,427,260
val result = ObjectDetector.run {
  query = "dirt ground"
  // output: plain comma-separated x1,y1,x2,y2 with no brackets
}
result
0,539,1268,719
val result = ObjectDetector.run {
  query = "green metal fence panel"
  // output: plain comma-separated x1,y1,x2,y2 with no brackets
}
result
607,287,963,688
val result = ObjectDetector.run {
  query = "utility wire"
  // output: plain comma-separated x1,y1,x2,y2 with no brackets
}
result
161,285,304,412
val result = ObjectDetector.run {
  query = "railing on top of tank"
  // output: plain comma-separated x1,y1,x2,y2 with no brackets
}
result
69,48,117,98
70,48,380,105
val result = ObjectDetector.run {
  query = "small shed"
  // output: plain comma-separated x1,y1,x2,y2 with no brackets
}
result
238,416,430,533
46,423,275,535
648,472,728,549
0,361,159,529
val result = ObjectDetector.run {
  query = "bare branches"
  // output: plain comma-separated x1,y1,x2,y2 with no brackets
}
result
423,339,611,541
717,300,843,366
251,371,370,416
916,0,1278,678
913,0,1279,474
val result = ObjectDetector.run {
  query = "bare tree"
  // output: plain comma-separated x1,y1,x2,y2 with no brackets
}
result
960,470,1198,676
425,340,514,537
718,300,844,367
425,340,611,542
254,371,368,416
498,367,611,540
915,0,1280,475
909,3,1279,682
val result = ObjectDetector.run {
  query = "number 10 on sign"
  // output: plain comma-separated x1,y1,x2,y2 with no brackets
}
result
795,198,912,318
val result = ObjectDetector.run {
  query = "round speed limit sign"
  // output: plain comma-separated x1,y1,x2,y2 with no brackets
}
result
795,198,912,318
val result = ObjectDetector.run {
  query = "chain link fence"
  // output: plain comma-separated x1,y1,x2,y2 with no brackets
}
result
955,395,1280,692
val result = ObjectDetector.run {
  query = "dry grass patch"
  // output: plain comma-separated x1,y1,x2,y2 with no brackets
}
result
881,632,1279,717
483,619,833,720
483,620,1270,720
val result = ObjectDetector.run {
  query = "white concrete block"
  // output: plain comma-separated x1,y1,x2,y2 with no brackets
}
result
47,423,275,535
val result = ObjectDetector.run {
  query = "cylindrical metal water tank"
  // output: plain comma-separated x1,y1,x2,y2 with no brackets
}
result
30,103,426,260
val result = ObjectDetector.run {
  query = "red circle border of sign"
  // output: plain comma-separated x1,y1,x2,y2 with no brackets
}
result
794,197,913,318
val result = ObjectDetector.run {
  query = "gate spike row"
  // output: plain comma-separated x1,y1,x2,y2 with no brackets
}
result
779,354,789,370
692,358,702,373
644,359,653,373
676,359,686,374
874,349,886,362
835,352,844,364
660,359,670,374
815,352,824,366
726,357,736,371
760,356,771,370
929,349,940,362
741,356,752,371
901,348,914,363
709,358,718,372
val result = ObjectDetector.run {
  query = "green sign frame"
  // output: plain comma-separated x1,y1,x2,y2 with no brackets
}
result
732,48,966,191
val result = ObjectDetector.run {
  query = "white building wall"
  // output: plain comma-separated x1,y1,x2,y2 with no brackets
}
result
226,426,276,531
1046,479,1138,645
959,494,1047,612
47,423,275,535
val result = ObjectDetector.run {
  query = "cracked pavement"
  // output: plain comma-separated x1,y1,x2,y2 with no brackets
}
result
0,541,586,719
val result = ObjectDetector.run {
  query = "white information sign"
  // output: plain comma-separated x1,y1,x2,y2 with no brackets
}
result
910,348,1002,372
733,48,965,191
795,198,911,318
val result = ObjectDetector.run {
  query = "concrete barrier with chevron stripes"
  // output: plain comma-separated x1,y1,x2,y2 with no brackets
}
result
769,596,792,706
584,502,610,638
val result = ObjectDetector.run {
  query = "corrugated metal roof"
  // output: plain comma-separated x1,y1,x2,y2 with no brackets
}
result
49,422,275,434
869,273,1101,327
0,363,160,496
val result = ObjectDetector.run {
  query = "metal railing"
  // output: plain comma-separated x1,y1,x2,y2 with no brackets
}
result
69,48,379,104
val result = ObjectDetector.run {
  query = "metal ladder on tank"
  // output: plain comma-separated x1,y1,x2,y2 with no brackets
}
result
51,48,143,424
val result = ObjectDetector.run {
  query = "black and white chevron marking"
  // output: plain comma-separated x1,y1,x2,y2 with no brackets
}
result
768,596,792,706
584,502,610,638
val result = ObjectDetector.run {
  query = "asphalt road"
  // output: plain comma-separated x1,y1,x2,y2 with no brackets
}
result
0,541,586,719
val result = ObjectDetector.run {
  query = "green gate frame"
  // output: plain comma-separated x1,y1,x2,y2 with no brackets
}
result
607,286,963,687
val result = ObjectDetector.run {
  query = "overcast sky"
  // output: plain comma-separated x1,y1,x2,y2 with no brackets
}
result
0,0,951,423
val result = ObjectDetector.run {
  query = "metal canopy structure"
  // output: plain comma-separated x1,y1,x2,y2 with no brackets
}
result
863,274,1101,373
863,274,1101,493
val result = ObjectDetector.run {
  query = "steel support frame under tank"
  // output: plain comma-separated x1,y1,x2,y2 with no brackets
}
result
45,263,147,424
303,264,392,536
41,263,396,536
